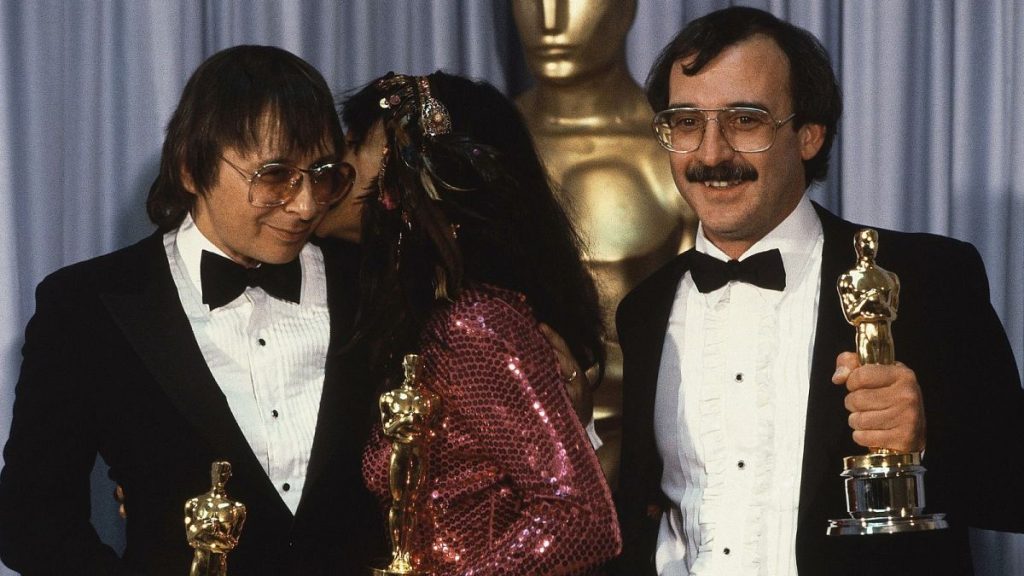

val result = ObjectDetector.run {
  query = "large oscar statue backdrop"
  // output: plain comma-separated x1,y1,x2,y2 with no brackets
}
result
513,0,696,488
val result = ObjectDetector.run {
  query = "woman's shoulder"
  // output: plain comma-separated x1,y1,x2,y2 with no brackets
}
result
425,283,538,345
454,283,533,314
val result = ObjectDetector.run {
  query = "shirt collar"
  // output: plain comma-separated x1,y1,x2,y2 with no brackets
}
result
176,212,231,297
694,195,823,296
171,213,327,312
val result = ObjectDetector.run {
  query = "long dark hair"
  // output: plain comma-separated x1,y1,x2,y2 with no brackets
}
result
147,45,343,231
645,7,842,186
345,71,605,387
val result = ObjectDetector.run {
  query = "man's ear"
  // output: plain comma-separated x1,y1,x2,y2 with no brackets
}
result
180,165,198,196
799,123,826,161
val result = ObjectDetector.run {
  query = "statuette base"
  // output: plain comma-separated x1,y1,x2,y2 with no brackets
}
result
827,513,948,536
827,451,948,536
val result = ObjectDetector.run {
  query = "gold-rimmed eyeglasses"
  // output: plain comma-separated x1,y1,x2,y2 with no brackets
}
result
221,156,356,208
652,107,796,154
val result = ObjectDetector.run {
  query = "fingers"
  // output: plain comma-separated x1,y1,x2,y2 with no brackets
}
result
843,371,920,412
538,322,565,348
851,429,922,454
834,352,926,452
849,411,926,452
832,351,860,385
847,405,921,434
566,372,594,424
844,362,915,392
538,322,577,380
538,323,593,422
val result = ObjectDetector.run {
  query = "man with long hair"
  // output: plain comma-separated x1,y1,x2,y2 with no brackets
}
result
0,45,384,575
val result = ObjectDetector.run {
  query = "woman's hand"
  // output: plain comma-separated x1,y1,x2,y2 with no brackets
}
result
539,323,593,424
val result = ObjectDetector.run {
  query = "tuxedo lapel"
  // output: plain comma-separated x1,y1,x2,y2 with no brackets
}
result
797,205,863,530
99,233,279,504
626,250,696,413
619,250,694,509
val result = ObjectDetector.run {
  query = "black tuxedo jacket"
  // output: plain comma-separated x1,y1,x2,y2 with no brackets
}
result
612,204,1024,575
0,232,385,575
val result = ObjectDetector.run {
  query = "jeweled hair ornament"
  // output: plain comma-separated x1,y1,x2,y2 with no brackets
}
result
374,73,505,202
417,76,452,137
372,72,513,302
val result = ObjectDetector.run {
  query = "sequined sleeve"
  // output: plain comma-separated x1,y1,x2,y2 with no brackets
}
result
415,286,621,574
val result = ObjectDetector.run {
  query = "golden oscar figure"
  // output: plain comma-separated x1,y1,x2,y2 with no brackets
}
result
513,0,696,488
370,354,439,575
184,461,246,576
827,229,947,535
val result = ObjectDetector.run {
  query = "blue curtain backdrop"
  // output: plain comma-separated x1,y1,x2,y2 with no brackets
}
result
0,1,1020,574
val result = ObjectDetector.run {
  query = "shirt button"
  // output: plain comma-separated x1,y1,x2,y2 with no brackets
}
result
258,338,266,346
272,409,279,418
737,460,745,469
723,547,731,555
282,483,291,492
734,373,744,382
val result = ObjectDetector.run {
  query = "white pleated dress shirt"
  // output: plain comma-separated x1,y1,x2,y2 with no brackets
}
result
654,196,824,575
164,214,330,514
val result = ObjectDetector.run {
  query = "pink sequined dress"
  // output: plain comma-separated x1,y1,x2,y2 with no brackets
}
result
363,284,621,575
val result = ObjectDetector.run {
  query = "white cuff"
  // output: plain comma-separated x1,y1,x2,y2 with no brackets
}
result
586,419,603,451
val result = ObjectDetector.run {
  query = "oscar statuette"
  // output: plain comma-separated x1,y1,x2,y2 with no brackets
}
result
370,354,439,575
513,0,696,490
184,461,247,575
827,229,948,535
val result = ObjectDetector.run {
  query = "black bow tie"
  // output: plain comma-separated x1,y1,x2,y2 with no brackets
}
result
200,250,301,309
689,248,786,293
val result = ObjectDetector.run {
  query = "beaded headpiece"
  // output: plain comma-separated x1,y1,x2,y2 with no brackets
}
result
371,72,514,301
373,72,504,213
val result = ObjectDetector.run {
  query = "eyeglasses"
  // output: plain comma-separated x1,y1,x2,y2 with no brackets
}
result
221,156,356,208
652,107,796,154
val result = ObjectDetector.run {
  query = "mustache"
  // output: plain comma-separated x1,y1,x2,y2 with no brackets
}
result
685,162,758,183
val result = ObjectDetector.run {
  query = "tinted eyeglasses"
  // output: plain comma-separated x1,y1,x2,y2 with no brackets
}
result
221,156,356,208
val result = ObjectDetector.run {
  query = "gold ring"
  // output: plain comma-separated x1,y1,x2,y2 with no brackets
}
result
564,369,578,383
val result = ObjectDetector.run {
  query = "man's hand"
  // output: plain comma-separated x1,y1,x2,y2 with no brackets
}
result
539,323,593,424
832,351,926,453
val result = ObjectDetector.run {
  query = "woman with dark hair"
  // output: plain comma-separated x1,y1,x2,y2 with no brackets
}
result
317,71,620,574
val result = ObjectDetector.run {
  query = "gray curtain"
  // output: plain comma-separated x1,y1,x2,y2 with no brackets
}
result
0,1,1020,574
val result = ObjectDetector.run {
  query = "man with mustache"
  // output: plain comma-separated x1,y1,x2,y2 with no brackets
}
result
0,45,385,575
613,7,1024,575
